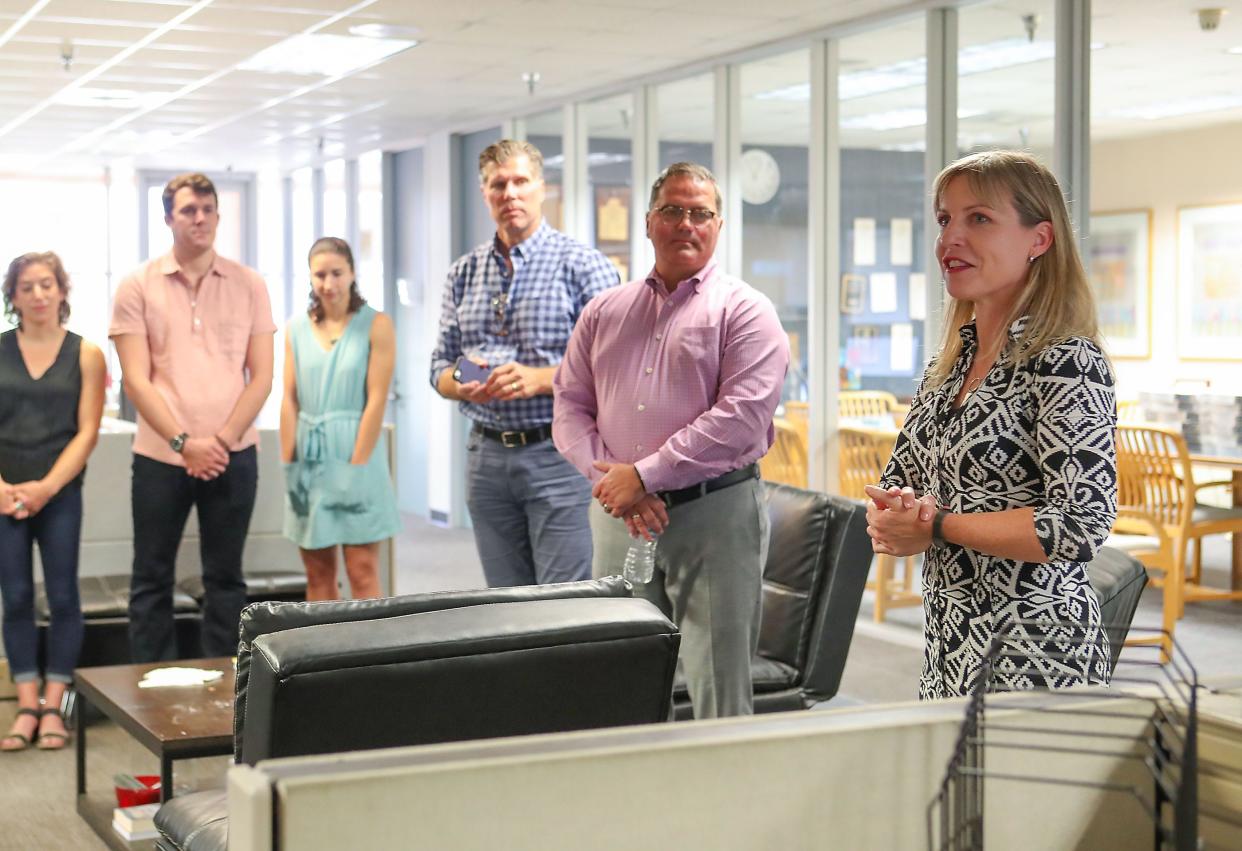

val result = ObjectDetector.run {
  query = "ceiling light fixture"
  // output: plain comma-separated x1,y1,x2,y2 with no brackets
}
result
1109,94,1242,121
349,23,421,39
239,33,416,76
841,107,985,132
1227,46,1242,54
755,38,1103,103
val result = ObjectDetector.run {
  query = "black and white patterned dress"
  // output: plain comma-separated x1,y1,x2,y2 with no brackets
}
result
881,318,1117,699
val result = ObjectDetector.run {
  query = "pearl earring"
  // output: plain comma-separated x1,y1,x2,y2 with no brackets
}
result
1028,255,1036,264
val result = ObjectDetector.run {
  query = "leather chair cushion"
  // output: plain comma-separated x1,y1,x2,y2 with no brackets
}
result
36,574,198,619
232,576,632,758
155,789,227,851
672,654,799,700
1086,545,1148,673
240,595,679,764
177,571,308,605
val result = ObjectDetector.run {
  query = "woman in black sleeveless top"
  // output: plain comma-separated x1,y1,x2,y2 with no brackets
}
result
0,252,105,752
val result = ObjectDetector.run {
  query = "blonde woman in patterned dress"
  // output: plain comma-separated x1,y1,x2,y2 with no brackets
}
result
866,151,1117,699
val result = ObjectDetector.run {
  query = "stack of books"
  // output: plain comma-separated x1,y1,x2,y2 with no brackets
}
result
112,802,160,842
1138,392,1242,457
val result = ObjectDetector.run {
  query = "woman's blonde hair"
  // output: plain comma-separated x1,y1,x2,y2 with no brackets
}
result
927,150,1103,388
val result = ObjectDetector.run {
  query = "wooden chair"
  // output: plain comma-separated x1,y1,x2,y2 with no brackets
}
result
837,426,921,622
760,417,808,489
1113,424,1242,620
838,390,900,423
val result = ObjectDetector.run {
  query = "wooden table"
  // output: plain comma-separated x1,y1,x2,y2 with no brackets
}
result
75,658,235,850
1191,453,1242,591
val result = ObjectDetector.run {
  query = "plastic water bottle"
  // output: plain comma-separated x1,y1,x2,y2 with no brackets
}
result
622,535,658,585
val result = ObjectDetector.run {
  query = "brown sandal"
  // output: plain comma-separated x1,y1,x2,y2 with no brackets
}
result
1,707,40,752
36,707,69,750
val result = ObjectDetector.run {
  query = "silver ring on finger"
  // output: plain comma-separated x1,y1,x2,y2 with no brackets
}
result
631,514,641,521
602,503,610,512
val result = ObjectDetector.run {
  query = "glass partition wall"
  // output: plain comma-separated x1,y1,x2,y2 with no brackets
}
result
585,93,634,282
837,18,929,403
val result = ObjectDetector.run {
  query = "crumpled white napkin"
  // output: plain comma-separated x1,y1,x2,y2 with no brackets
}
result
138,667,225,688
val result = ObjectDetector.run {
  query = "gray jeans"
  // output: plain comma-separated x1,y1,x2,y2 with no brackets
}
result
465,429,593,587
590,477,767,718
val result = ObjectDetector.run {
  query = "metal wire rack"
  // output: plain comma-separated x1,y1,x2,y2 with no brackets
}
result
927,622,1204,851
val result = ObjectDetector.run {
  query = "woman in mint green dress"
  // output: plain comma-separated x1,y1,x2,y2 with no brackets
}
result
281,237,399,600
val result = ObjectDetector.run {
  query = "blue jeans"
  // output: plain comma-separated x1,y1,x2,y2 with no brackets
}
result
0,482,84,683
465,429,593,587
128,449,257,662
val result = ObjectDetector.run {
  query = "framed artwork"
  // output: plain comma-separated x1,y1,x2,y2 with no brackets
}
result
840,273,866,314
595,185,629,244
1088,210,1151,359
1178,202,1242,361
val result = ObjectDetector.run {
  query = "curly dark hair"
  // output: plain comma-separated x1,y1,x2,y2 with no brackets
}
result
3,252,72,328
307,237,366,322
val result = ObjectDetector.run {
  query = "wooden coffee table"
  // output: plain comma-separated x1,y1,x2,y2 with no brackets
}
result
75,658,235,849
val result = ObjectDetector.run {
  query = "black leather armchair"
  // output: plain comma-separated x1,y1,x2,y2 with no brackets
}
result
1085,545,1148,673
155,577,679,851
673,482,872,718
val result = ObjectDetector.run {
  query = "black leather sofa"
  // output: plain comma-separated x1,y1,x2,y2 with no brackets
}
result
155,577,679,851
673,482,872,719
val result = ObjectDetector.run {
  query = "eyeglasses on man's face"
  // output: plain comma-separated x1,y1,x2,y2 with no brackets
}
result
652,205,717,226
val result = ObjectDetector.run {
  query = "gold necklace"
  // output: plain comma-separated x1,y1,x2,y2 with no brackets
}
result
962,375,984,400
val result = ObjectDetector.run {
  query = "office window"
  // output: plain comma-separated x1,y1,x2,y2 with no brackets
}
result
357,149,385,310
0,175,110,352
958,0,1057,156
585,93,634,282
740,49,810,405
256,170,286,323
525,108,564,231
838,17,929,400
291,167,315,301
656,73,714,173
322,158,347,240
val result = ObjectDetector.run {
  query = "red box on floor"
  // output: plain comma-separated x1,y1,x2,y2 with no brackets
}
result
115,775,160,807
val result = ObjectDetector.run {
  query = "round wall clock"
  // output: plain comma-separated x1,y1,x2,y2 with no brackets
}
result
740,148,781,205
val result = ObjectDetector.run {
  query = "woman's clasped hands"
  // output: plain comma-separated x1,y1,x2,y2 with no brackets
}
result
864,484,939,557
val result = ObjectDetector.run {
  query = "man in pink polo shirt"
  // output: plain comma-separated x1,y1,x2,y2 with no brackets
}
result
553,162,789,718
110,173,275,662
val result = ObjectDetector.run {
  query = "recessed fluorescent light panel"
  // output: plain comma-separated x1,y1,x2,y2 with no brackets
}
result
755,39,1102,103
240,33,416,76
841,107,984,132
1110,94,1242,120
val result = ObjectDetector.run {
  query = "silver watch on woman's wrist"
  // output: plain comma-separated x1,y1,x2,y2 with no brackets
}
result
169,432,189,453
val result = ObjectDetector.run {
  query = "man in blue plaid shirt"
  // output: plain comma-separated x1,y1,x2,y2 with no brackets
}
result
431,139,619,587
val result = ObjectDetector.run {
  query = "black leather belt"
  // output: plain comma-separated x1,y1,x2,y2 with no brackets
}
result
658,463,760,509
473,422,553,448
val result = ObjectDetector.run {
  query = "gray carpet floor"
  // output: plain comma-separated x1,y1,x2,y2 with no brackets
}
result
1,515,1238,849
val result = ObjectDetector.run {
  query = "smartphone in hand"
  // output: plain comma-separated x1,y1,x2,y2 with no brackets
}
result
453,357,491,384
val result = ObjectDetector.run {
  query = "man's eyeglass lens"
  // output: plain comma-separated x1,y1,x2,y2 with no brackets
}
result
656,205,716,225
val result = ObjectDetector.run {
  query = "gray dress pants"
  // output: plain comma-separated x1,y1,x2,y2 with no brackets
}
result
590,477,767,718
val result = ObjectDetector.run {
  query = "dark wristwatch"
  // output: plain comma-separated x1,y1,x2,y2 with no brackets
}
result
932,509,948,544
169,432,189,453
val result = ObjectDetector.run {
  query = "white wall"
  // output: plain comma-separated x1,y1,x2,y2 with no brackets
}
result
1091,121,1242,397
